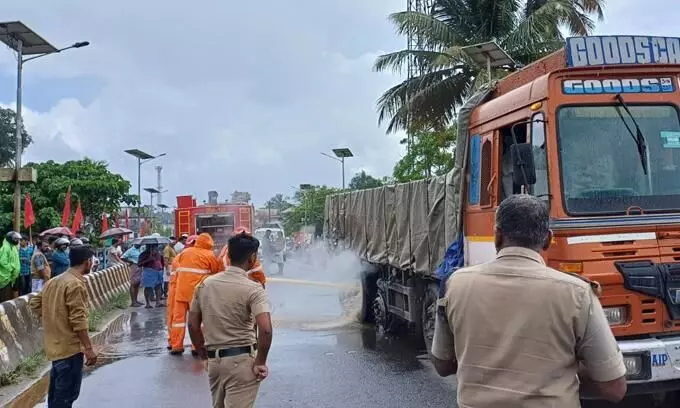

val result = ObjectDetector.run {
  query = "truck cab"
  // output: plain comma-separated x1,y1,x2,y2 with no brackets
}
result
465,36,680,392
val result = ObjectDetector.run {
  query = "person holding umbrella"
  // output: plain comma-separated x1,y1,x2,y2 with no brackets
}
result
134,234,171,308
122,242,143,307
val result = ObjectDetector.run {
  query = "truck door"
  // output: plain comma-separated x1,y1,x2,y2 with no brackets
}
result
465,131,497,266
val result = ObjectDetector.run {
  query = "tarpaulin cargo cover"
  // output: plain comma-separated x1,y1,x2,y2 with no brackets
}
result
323,87,494,276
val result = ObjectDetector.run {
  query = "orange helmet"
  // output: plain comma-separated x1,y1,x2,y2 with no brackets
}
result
186,234,199,246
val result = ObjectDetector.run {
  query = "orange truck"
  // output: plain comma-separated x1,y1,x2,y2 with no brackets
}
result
174,194,254,254
325,35,680,397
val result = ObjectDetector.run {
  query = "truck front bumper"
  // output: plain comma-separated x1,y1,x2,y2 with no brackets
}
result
618,336,680,394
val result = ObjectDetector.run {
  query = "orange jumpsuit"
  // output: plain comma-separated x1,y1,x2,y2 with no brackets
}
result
166,257,180,349
169,234,222,352
218,243,266,287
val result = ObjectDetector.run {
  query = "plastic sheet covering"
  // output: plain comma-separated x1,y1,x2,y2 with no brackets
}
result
385,185,398,266
410,179,430,273
355,190,368,258
324,86,495,276
366,188,387,263
428,175,447,269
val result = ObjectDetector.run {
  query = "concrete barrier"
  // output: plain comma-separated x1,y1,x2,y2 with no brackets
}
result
0,264,130,375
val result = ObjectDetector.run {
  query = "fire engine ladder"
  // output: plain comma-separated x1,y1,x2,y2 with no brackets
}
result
177,210,191,235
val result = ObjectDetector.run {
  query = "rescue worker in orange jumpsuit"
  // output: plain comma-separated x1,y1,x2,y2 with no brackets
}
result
218,227,266,288
169,233,222,355
166,235,197,350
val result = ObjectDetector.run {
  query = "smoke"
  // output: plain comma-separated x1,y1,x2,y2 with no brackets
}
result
265,241,365,331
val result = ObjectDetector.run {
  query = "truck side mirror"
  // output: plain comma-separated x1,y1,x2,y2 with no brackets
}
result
510,144,537,186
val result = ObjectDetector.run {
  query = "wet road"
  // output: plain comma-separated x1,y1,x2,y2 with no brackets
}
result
65,256,458,407
34,253,679,407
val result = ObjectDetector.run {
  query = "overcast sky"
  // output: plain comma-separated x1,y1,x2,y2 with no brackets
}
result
0,1,677,207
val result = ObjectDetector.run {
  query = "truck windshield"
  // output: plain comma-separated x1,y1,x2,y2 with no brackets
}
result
557,105,680,215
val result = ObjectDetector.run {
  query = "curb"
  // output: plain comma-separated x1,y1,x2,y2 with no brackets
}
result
0,264,130,375
2,311,131,408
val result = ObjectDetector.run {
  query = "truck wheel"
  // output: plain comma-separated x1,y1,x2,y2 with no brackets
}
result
421,284,438,353
373,289,392,337
357,268,377,323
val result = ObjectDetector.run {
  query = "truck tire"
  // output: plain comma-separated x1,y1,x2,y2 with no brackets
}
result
358,267,377,323
420,284,439,353
373,287,392,337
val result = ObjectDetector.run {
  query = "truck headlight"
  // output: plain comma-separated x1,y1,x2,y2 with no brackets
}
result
623,354,643,376
603,306,627,326
622,352,650,381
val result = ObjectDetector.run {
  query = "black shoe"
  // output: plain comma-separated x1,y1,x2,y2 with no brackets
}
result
170,349,184,356
191,350,199,357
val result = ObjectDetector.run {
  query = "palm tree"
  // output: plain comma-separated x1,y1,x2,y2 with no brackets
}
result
374,0,605,133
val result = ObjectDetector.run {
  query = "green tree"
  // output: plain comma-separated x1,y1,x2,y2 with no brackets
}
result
349,171,384,190
393,125,457,182
0,158,137,234
264,193,292,212
0,108,32,167
374,0,604,133
283,185,339,235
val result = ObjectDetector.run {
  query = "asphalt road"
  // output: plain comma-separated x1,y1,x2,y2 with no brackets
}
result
48,255,457,408
33,252,680,407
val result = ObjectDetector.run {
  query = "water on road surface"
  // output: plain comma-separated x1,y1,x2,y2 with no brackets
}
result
47,257,458,408
34,255,678,407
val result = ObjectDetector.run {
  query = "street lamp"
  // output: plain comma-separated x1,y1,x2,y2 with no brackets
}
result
124,149,166,235
299,184,312,225
321,148,353,189
0,21,89,231
144,187,161,208
144,187,161,232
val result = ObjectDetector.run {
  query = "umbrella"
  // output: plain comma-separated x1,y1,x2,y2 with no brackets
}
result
132,234,171,246
40,227,74,237
99,227,133,239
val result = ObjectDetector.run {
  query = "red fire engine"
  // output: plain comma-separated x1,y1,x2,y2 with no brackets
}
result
174,194,254,254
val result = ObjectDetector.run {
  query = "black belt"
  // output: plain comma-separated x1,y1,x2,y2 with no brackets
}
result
207,346,253,359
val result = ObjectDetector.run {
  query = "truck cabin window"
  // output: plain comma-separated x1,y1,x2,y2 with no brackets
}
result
557,105,680,214
500,123,527,199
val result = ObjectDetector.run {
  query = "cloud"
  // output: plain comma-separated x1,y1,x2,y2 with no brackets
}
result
0,0,406,207
4,0,668,209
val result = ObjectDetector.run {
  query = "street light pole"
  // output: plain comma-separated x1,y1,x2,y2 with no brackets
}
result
321,148,353,190
125,149,166,236
137,157,141,235
1,22,90,231
12,39,23,231
341,157,345,190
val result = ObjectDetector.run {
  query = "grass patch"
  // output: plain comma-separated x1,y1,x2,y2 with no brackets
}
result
0,352,46,386
88,292,129,332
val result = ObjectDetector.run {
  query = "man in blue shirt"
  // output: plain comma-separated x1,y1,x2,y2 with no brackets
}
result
51,238,71,278
17,236,34,295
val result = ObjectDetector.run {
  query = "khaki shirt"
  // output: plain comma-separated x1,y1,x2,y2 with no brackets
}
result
432,247,626,408
29,270,89,361
190,266,269,349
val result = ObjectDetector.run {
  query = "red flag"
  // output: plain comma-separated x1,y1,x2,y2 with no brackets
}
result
61,186,71,227
124,209,129,229
24,193,35,229
139,219,146,236
72,201,83,233
101,213,109,233
114,213,120,228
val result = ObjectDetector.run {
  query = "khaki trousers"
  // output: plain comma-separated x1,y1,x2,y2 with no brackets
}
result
208,353,260,408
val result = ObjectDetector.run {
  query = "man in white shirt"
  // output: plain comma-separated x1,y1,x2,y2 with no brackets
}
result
173,234,188,253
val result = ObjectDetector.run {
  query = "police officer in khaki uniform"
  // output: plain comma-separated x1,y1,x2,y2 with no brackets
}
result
188,233,273,408
431,194,627,407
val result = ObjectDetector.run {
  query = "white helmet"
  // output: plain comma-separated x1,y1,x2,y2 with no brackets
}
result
55,237,70,246
70,238,84,246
